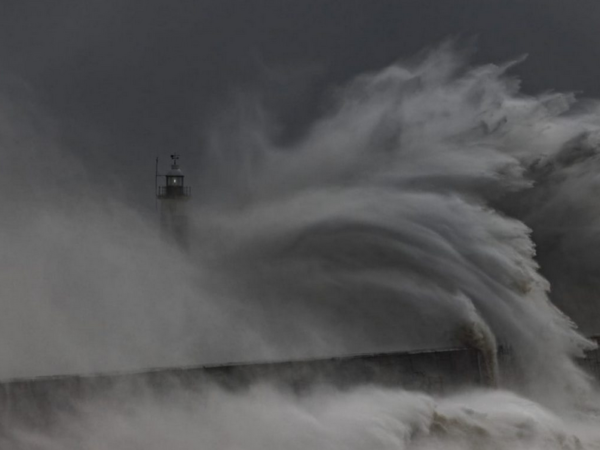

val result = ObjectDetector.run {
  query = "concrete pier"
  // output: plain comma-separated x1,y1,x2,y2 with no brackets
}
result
2,339,599,433
0,346,486,431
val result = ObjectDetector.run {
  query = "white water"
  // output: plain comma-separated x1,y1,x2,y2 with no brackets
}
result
3,45,600,447
6,386,600,450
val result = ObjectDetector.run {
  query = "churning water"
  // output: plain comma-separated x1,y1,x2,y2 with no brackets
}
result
2,45,600,448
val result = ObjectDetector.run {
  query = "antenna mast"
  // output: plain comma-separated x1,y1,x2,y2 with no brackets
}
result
155,157,159,211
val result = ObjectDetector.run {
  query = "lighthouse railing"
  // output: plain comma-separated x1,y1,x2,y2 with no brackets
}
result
156,186,191,198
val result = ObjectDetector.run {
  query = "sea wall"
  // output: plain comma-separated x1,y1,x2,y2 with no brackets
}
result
0,347,486,431
4,341,600,434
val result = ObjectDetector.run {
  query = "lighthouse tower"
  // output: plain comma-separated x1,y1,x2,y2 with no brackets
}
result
156,154,191,250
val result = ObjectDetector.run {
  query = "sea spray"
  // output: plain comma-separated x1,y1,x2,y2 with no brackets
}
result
4,385,595,450
193,46,596,406
1,44,600,447
454,293,499,387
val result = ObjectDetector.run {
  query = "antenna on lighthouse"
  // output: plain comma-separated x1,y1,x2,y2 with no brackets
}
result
155,156,159,211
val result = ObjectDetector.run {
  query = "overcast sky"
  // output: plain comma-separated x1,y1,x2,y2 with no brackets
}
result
2,0,600,207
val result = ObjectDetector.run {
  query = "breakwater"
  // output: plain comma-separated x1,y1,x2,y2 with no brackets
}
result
3,338,599,433
0,346,487,431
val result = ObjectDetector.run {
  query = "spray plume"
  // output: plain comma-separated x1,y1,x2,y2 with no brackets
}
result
1,44,600,447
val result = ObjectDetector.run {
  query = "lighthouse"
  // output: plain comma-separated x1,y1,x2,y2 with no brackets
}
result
156,154,191,250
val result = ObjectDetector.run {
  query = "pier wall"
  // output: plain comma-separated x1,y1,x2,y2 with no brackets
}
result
0,347,486,431
5,341,599,433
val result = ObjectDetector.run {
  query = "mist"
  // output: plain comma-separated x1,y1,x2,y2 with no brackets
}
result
7,386,600,450
4,43,600,447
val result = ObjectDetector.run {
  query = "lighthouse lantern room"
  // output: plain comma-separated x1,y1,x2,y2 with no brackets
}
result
157,154,191,199
156,153,191,249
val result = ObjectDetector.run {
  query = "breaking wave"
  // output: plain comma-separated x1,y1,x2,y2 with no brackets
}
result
2,44,600,447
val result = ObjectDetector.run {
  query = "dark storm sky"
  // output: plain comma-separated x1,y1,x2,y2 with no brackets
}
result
2,0,600,207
